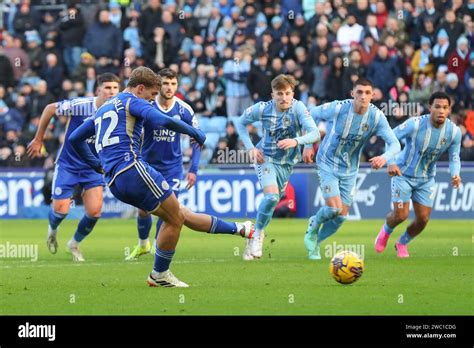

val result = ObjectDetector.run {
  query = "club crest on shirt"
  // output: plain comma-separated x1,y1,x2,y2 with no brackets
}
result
324,185,331,193
440,138,447,145
361,123,369,132
263,168,270,175
283,115,291,128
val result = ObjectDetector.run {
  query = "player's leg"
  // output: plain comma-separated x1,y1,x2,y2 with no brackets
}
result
147,194,189,287
179,206,255,238
65,185,103,262
375,176,411,253
126,208,152,260
47,166,75,254
244,162,282,260
154,169,181,241
395,179,435,258
305,169,343,260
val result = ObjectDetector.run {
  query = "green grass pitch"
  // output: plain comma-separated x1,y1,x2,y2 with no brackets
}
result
0,219,472,315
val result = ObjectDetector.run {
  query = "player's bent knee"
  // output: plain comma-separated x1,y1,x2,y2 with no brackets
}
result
138,209,149,218
260,193,280,210
395,210,409,222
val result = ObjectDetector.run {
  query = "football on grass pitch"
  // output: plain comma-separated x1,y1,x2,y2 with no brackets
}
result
329,250,365,285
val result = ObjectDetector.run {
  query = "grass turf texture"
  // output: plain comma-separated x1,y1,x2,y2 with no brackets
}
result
0,219,472,315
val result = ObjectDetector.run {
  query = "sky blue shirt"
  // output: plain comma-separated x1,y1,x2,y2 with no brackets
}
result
389,114,461,180
236,99,320,165
310,99,400,175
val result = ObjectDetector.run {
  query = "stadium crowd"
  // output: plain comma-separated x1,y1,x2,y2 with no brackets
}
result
0,0,473,169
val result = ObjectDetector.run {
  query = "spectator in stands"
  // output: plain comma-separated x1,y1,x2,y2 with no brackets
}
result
223,50,252,117
367,45,400,99
360,32,378,66
445,72,468,113
139,0,163,45
310,52,329,102
389,77,410,102
58,1,85,75
162,10,184,59
432,29,451,71
460,124,474,161
83,9,123,64
0,47,15,89
336,12,363,53
29,80,54,124
409,72,432,107
411,36,434,81
448,36,471,84
2,32,30,83
25,30,42,73
123,9,142,57
247,52,272,102
12,0,39,38
326,55,345,101
438,9,465,49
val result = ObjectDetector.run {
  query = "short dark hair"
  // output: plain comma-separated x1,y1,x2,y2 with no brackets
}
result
97,73,120,86
429,91,451,106
353,78,373,88
157,68,178,80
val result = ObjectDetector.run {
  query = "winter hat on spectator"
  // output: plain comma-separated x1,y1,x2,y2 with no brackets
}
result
271,16,282,26
438,64,448,73
109,2,120,10
457,36,469,47
420,36,431,46
470,51,474,61
183,5,192,14
446,73,459,84
216,31,226,40
231,6,241,15
181,77,192,86
437,29,449,40
257,13,267,24
25,30,42,45
192,44,203,52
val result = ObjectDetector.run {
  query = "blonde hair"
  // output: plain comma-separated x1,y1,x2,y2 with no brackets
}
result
127,67,161,88
271,74,297,91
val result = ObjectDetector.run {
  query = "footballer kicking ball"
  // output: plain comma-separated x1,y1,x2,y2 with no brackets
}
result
329,250,364,285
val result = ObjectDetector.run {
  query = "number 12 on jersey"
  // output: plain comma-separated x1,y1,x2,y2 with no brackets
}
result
95,111,119,153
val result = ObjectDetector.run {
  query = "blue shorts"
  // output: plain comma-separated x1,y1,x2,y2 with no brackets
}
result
109,161,174,213
52,165,105,200
255,160,293,196
153,165,183,198
391,176,436,208
317,166,357,206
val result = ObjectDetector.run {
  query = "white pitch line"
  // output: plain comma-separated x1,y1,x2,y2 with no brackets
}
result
0,258,228,269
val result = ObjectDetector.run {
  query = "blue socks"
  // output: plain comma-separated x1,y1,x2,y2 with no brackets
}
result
137,215,153,240
209,216,238,234
153,248,175,273
48,210,67,230
384,222,394,234
315,206,342,225
73,214,99,242
399,230,414,245
256,193,279,230
318,215,347,243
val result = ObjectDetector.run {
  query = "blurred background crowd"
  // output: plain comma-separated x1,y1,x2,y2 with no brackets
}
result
1,0,473,169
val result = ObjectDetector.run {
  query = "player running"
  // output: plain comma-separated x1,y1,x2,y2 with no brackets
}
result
375,91,462,258
236,74,321,260
27,73,121,261
127,68,254,260
304,78,401,260
69,67,250,287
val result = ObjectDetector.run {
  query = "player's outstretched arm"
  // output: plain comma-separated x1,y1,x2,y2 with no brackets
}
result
449,127,462,188
27,102,57,158
69,118,103,173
